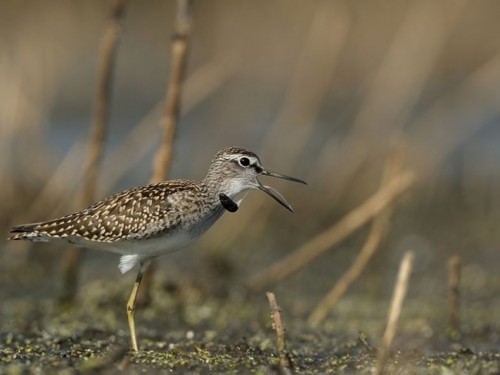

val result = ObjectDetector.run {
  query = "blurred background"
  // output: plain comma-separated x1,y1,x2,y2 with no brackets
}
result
1,0,499,345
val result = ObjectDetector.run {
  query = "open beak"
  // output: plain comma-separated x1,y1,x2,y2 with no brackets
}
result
257,169,307,212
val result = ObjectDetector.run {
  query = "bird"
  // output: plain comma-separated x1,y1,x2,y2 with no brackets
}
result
8,146,306,352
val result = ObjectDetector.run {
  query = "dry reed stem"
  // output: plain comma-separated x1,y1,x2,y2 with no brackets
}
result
59,0,125,304
248,170,416,290
266,292,293,373
139,0,192,306
151,0,191,183
447,255,461,334
375,251,415,375
81,0,125,201
307,139,405,325
307,219,388,326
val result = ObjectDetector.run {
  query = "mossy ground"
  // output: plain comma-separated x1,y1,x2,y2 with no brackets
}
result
1,260,499,374
2,324,499,374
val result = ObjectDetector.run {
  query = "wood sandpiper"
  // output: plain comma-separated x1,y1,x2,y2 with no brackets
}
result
8,146,306,352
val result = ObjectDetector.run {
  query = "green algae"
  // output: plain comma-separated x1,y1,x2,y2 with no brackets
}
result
1,257,499,374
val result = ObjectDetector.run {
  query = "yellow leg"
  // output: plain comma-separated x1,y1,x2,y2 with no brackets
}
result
127,262,148,352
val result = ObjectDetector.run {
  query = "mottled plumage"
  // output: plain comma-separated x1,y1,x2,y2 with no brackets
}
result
9,179,229,273
8,146,306,351
11,181,203,242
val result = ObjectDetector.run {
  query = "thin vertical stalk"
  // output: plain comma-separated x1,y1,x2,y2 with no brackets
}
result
375,251,414,375
151,0,192,183
266,292,293,374
59,0,125,304
447,255,461,334
138,0,192,306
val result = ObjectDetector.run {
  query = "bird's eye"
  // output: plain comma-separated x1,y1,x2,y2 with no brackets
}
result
239,157,250,167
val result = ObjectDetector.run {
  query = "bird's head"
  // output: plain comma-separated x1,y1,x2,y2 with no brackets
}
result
205,146,306,212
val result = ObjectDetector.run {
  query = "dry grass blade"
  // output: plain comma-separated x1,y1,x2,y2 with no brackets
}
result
307,218,388,326
248,170,416,290
151,0,192,183
266,292,293,374
138,0,192,306
307,139,405,326
448,255,461,334
81,0,125,201
59,0,125,304
375,250,415,375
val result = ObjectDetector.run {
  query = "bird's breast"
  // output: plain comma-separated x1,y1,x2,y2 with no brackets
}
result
185,203,226,237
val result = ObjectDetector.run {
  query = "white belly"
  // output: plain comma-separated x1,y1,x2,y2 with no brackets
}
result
66,205,226,274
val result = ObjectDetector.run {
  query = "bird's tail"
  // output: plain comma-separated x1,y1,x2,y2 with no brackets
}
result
8,222,42,240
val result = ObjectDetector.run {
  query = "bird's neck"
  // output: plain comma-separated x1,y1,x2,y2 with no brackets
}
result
202,171,246,202
204,165,228,194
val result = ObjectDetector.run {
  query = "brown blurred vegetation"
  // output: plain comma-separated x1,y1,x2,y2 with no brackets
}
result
1,0,500,309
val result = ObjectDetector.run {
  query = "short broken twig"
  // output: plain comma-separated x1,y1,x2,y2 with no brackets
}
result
266,292,293,374
375,251,415,375
447,255,461,334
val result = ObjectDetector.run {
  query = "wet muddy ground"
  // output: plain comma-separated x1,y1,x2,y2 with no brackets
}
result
1,255,499,374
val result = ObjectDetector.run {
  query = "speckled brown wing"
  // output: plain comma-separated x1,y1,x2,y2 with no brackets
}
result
9,181,197,243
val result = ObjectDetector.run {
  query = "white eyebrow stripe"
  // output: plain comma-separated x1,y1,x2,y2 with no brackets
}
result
227,154,259,164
